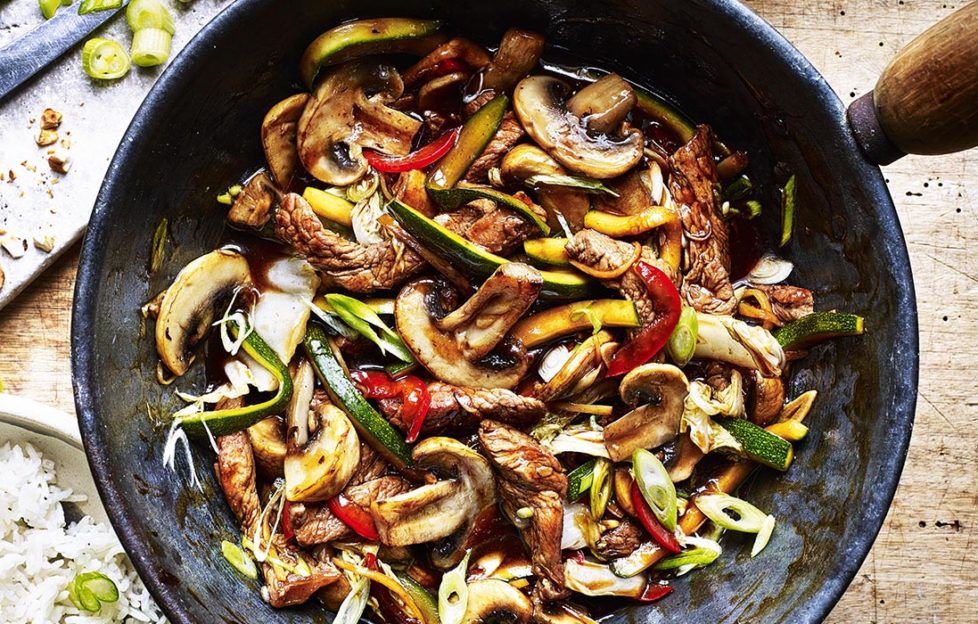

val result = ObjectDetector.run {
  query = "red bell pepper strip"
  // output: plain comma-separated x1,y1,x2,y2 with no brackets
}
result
328,494,380,541
281,500,295,542
639,583,673,602
352,370,431,443
606,261,682,377
363,127,461,173
631,482,682,554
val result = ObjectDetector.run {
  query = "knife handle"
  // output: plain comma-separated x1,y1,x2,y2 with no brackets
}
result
847,2,978,165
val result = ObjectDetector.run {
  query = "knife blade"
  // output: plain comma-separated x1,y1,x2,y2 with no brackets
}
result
0,5,125,103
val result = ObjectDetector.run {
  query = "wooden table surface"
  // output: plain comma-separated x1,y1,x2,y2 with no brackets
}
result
1,1,975,621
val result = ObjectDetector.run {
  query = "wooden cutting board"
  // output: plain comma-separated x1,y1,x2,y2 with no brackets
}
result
0,1,975,621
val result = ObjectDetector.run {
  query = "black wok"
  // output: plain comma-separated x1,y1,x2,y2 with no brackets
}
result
73,0,975,622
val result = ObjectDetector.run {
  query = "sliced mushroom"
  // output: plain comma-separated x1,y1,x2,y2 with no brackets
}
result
461,579,533,624
284,399,360,503
155,249,252,377
499,144,591,231
563,559,646,598
396,267,541,389
513,76,643,179
538,331,616,402
261,93,310,188
435,263,543,360
418,71,469,110
228,171,277,229
297,61,421,185
750,373,785,426
431,504,506,569
603,363,689,462
566,74,636,135
371,437,495,545
247,416,287,477
482,28,546,93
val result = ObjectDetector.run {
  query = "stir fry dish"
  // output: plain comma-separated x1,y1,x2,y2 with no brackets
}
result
147,18,866,622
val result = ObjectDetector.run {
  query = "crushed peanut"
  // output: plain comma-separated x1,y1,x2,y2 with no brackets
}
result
36,128,59,147
40,108,63,130
48,150,71,175
0,263,4,291
33,231,56,253
1,235,28,259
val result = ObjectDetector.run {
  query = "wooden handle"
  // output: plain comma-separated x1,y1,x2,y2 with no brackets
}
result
847,2,978,165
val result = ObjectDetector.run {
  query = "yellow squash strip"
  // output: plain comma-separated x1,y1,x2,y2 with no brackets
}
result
332,559,425,622
510,299,640,348
583,205,679,237
303,187,354,227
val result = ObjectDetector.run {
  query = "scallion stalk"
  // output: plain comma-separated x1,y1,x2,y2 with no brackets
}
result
589,457,611,519
67,571,119,613
78,0,123,15
632,448,678,532
779,174,796,247
39,0,62,19
438,550,471,624
694,492,776,556
81,38,131,80
666,305,697,366
221,540,258,579
126,0,175,34
131,27,172,67
325,293,415,364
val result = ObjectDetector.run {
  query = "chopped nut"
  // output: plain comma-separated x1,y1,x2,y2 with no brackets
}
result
36,128,58,147
8,170,15,182
40,108,63,130
1,235,28,258
48,150,70,175
33,231,56,253
0,263,4,291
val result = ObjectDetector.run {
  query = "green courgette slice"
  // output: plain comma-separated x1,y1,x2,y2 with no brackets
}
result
427,94,508,191
774,312,865,351
178,329,293,438
300,18,444,87
715,417,794,472
387,198,595,300
303,324,413,470
429,183,550,234
523,238,570,267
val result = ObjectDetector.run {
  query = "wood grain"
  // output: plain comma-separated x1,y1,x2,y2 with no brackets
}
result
1,1,976,622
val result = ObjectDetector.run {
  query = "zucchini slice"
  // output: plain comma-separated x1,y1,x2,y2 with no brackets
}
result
303,324,413,470
523,238,570,267
774,312,865,351
387,198,594,300
510,299,640,348
715,417,794,472
427,94,508,191
429,184,550,235
300,18,444,87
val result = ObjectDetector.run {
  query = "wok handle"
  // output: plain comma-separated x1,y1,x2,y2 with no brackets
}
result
846,2,978,166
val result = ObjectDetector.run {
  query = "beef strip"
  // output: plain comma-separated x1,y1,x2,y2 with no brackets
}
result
753,283,815,323
290,476,411,546
565,228,676,325
215,431,340,607
436,198,545,255
669,125,737,315
594,518,643,559
464,112,525,182
275,192,426,292
478,420,569,601
376,381,546,435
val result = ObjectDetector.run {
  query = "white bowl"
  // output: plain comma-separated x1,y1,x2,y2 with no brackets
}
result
0,395,108,524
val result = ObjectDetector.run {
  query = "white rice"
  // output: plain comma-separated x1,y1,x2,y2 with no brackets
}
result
0,442,167,624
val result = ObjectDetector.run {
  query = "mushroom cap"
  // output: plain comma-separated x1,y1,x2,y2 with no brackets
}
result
297,61,421,186
395,276,531,389
603,363,689,462
461,579,533,624
155,249,252,377
513,75,644,179
563,559,647,598
284,400,360,502
246,416,287,478
370,437,495,545
261,93,310,188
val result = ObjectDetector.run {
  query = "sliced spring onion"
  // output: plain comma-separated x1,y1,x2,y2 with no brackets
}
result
78,0,123,14
751,513,777,557
131,27,172,67
126,0,175,34
746,253,794,285
81,38,131,80
221,540,258,579
334,575,371,624
39,0,61,19
653,540,721,573
438,550,471,624
632,448,678,532
744,200,763,219
150,217,168,273
68,571,119,613
721,175,753,202
779,174,796,247
694,493,771,535
590,457,612,519
346,171,380,202
525,174,619,196
666,305,697,366
567,459,596,500
325,293,415,364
